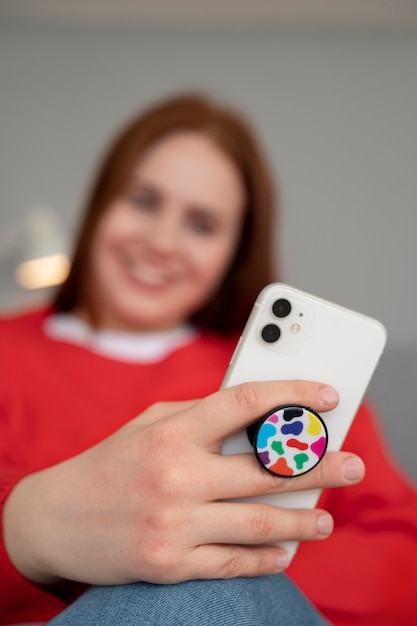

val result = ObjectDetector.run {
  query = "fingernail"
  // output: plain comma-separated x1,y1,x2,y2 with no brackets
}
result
317,513,334,536
319,385,339,405
275,551,290,570
342,456,365,481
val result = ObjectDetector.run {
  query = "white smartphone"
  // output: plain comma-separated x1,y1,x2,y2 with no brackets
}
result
221,283,387,561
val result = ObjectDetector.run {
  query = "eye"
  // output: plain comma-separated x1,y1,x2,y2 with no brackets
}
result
188,218,215,234
132,192,159,211
130,190,159,212
187,212,219,235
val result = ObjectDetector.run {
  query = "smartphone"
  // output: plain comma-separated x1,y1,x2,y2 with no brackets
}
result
221,283,387,560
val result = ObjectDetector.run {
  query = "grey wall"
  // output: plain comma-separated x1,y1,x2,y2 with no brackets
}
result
0,22,416,480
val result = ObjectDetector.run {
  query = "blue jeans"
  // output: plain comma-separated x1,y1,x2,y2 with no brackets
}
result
47,575,328,625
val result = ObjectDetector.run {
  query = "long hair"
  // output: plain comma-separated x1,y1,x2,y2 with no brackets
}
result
53,93,278,334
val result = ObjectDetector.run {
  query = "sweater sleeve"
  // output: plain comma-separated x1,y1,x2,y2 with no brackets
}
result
287,401,417,626
0,404,70,623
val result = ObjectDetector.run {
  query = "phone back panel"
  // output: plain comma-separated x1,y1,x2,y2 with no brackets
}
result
221,283,387,557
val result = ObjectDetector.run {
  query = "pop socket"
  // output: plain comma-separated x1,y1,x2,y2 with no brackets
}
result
249,405,328,477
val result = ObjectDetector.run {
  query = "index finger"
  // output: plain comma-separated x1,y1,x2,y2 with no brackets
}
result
183,380,339,446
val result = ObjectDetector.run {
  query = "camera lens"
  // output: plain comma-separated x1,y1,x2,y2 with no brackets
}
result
261,324,281,343
272,298,291,318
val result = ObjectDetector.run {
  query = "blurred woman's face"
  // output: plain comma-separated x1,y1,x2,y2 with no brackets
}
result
84,131,245,331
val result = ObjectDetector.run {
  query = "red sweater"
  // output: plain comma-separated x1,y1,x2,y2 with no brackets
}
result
1,309,416,625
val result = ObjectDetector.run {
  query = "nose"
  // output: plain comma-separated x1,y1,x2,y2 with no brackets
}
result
146,212,181,256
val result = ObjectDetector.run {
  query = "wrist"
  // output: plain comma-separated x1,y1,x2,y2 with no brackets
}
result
3,471,61,585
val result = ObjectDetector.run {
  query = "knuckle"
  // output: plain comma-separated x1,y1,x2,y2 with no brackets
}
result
252,466,282,496
290,379,309,403
141,541,180,581
145,420,181,453
156,465,188,499
146,400,172,416
311,458,329,485
142,499,187,538
143,506,173,535
306,454,333,488
249,509,274,540
218,548,243,578
234,382,265,412
138,510,185,579
133,401,173,426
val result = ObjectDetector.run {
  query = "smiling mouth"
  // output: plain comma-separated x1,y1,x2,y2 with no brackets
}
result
126,261,177,288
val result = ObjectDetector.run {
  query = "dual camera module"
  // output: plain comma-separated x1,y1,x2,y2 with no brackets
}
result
261,299,291,343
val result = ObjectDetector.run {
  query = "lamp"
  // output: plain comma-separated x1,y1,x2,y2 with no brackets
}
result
0,210,71,290
15,253,70,290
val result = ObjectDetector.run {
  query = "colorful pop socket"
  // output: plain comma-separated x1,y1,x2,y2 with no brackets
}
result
250,405,328,477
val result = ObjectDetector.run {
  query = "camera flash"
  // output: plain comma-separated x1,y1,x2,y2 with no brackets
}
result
291,323,301,334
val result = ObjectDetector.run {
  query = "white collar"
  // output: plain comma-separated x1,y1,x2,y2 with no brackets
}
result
44,312,198,363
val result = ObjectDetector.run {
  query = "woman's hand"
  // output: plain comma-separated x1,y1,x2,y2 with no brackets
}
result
3,380,364,586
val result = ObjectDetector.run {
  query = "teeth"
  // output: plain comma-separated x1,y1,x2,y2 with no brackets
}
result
129,263,171,286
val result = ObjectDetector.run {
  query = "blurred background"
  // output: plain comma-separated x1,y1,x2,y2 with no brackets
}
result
0,0,416,479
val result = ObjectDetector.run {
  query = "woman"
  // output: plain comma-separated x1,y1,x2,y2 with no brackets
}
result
1,94,416,625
